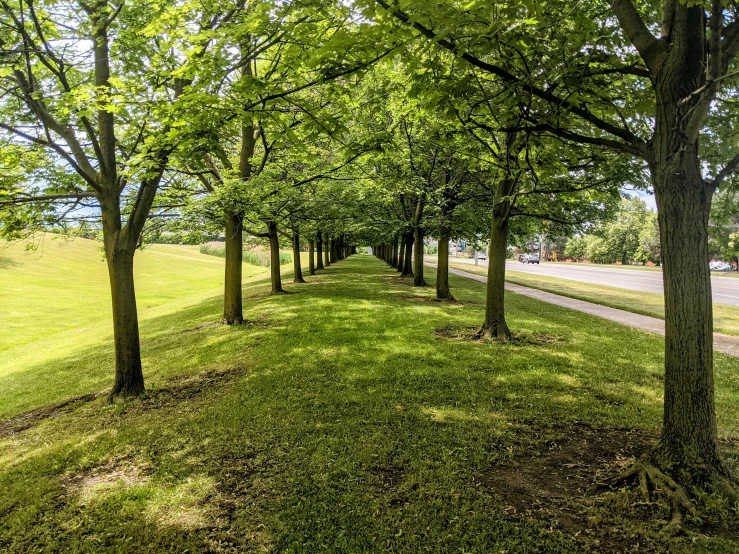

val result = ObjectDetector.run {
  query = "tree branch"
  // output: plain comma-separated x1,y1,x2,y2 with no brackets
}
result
609,0,664,70
0,191,96,205
709,151,739,189
375,0,644,147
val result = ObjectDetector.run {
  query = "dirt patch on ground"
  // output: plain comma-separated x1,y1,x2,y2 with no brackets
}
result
183,315,271,334
368,464,415,508
486,423,670,552
396,295,475,306
62,455,153,501
434,325,481,341
144,366,245,405
434,325,564,345
0,393,99,438
370,464,405,489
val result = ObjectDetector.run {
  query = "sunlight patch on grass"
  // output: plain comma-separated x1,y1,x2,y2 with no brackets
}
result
422,406,508,426
144,475,218,530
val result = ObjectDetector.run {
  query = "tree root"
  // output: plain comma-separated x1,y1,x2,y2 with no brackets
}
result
710,474,739,506
473,324,512,341
600,459,694,527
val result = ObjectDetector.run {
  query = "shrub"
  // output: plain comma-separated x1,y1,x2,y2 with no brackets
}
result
199,242,291,267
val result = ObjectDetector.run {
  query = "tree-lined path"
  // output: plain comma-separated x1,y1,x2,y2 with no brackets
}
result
2,254,739,552
3,0,739,549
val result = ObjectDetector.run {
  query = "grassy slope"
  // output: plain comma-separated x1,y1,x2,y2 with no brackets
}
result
0,255,738,552
447,261,739,337
0,236,309,417
0,235,264,352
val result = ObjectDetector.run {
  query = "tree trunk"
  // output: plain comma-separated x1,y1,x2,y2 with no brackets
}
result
397,236,406,272
651,153,725,486
223,212,243,325
292,229,305,284
412,199,425,286
316,232,325,270
413,232,425,286
268,221,284,293
436,228,454,301
325,238,332,266
106,244,145,397
308,239,316,275
402,232,414,277
638,8,733,491
480,215,511,339
391,236,399,269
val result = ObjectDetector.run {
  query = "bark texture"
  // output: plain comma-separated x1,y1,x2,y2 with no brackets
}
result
412,200,426,286
292,229,305,283
435,229,454,301
268,221,284,293
401,232,414,277
642,3,729,489
106,245,145,397
308,239,316,275
397,236,406,272
223,212,243,325
480,215,511,339
316,231,325,270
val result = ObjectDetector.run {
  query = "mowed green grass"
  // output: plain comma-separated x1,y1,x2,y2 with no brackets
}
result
447,261,739,337
0,235,306,417
0,235,267,352
1,254,738,552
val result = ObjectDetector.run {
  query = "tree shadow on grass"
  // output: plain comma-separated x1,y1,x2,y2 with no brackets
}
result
0,256,19,270
3,257,739,552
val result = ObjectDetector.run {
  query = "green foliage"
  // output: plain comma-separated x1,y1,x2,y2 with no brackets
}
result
563,236,587,261
564,198,657,265
198,242,291,267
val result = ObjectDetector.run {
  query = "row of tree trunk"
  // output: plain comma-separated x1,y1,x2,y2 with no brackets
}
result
372,227,431,289
374,216,510,338
225,226,355,318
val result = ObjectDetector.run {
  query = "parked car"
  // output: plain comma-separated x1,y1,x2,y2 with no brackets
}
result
710,261,733,272
476,251,487,261
527,254,540,264
519,254,528,263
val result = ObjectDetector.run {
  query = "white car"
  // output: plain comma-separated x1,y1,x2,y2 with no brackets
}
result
476,252,487,261
710,261,733,272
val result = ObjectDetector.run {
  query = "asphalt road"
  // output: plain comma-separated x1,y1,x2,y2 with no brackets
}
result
439,256,739,306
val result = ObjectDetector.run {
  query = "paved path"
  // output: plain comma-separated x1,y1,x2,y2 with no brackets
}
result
429,263,739,358
433,256,739,306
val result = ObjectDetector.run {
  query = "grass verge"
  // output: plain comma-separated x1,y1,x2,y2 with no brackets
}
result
447,261,739,337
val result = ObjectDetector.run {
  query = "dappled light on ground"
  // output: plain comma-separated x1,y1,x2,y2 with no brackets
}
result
1,256,738,552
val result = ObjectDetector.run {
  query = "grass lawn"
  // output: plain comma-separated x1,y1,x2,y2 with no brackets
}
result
0,234,269,353
1,254,739,552
447,261,739,337
0,235,306,417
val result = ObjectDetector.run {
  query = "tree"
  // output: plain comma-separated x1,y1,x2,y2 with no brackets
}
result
0,0,212,396
368,0,739,504
635,213,661,266
564,236,588,262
